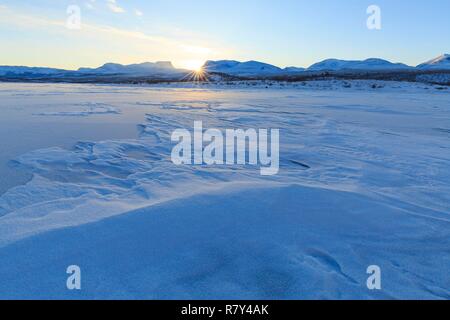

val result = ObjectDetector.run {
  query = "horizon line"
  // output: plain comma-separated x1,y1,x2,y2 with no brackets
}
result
1,53,448,72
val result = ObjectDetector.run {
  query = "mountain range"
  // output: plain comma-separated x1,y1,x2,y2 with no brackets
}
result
0,54,449,78
77,61,183,75
202,60,306,76
307,58,411,72
417,54,450,70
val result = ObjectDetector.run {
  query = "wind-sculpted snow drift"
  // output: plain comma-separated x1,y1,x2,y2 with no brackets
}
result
0,81,449,299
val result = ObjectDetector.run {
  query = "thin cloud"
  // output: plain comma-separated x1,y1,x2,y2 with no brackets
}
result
106,0,125,13
85,1,96,10
135,9,143,17
0,6,231,68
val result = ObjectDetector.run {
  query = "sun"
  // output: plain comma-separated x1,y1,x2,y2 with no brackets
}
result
179,59,209,82
182,60,205,72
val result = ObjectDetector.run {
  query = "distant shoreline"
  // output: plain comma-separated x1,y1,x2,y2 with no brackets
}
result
1,69,449,86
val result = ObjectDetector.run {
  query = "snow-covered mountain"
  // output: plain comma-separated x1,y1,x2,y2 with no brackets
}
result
417,54,450,70
203,58,416,76
307,58,412,72
0,66,68,76
0,62,186,77
283,66,306,73
78,61,184,75
203,60,283,76
1,55,449,80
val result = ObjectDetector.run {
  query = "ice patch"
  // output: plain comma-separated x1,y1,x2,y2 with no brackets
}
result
33,103,120,117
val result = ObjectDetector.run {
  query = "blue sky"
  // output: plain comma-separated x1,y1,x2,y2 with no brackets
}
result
0,0,449,70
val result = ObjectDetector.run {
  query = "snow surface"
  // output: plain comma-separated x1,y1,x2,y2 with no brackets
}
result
0,81,449,299
33,102,121,117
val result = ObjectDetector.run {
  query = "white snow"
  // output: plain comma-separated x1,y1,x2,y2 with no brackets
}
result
417,54,450,70
0,81,449,299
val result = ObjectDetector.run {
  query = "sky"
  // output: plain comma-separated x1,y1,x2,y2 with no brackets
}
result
0,0,449,70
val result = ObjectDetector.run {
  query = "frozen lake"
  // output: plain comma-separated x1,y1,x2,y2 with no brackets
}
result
0,81,449,299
